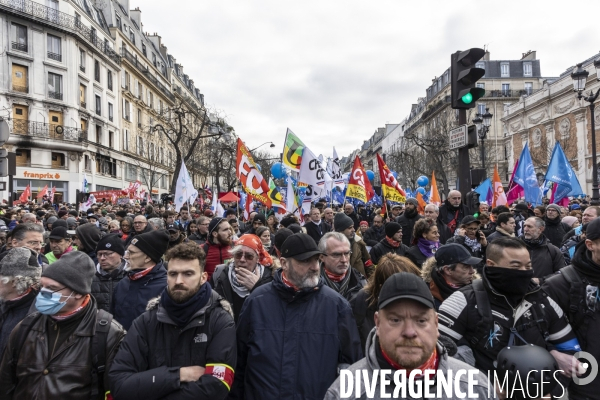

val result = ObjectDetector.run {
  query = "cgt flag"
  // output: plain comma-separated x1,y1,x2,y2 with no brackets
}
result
282,128,305,172
347,156,375,203
236,138,272,207
376,154,406,204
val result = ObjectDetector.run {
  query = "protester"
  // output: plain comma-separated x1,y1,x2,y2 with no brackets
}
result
1,223,47,266
112,229,169,330
486,212,516,243
362,214,385,247
396,197,423,246
561,205,599,244
0,251,125,399
356,220,368,238
147,217,165,230
166,223,187,249
318,232,366,301
46,226,74,264
255,226,273,253
91,234,127,313
202,217,233,280
445,215,486,273
176,205,193,231
519,217,565,281
120,217,133,241
343,203,362,229
334,212,374,278
349,253,420,350
74,223,102,264
230,233,362,400
325,272,493,400
542,204,571,248
424,203,452,244
109,242,236,400
369,221,410,265
124,215,153,247
406,218,440,268
437,190,471,234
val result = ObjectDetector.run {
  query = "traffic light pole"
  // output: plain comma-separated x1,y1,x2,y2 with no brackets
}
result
457,109,471,201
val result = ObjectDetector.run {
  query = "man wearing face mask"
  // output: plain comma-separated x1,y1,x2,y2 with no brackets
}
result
0,251,125,399
438,237,581,380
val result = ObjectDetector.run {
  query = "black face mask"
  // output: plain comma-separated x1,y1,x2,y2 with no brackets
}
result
484,266,533,297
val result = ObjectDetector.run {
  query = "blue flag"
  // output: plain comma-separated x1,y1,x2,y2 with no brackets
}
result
544,142,584,202
513,143,542,206
474,178,493,205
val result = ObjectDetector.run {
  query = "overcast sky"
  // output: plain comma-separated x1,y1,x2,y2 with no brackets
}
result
139,0,599,160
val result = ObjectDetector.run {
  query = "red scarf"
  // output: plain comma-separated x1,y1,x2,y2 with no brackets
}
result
443,275,462,289
56,246,73,259
386,237,401,248
52,294,90,321
129,266,154,280
282,271,300,291
10,287,32,302
380,345,439,377
325,269,347,283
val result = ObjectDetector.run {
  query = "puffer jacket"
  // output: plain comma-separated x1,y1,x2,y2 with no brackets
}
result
323,329,493,400
203,242,231,281
0,289,37,359
543,215,570,248
0,297,125,400
369,237,409,265
91,260,127,313
109,289,236,400
111,261,167,330
229,269,362,400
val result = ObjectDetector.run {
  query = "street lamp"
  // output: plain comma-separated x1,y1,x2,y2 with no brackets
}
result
249,141,275,152
472,108,493,170
571,61,600,204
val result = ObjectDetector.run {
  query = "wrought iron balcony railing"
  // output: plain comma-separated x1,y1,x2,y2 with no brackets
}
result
48,90,63,100
0,0,120,65
80,65,85,72
11,41,27,52
47,51,61,61
9,119,84,141
120,47,175,101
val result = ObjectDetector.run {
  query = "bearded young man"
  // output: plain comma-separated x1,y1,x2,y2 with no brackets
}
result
109,242,236,400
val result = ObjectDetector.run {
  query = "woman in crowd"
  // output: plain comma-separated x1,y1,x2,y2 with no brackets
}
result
266,212,278,234
445,215,487,273
186,219,204,244
108,220,121,235
406,218,440,268
120,217,133,241
255,226,274,255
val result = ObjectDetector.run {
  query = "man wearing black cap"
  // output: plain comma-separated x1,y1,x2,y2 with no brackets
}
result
324,272,493,399
395,197,423,246
46,226,74,264
421,243,479,310
0,251,125,399
438,237,581,380
202,217,233,280
91,234,127,313
112,229,169,330
334,212,374,278
543,217,600,400
166,223,188,250
230,233,362,400
369,222,410,265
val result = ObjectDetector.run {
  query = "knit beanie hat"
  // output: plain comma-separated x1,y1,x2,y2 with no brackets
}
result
546,204,562,214
385,222,402,238
334,212,354,232
96,233,125,256
57,210,68,218
116,210,128,218
253,213,266,225
66,217,78,228
129,229,169,264
208,217,226,239
585,218,600,241
41,251,95,294
46,216,58,226
405,198,419,207
0,247,41,278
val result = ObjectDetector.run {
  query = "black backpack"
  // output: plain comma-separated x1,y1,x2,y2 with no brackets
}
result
559,265,593,349
11,309,113,399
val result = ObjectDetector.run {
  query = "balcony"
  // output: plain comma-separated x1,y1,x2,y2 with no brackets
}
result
12,85,28,93
120,47,175,101
11,41,27,52
80,65,85,72
0,0,120,65
48,91,63,100
482,89,529,98
9,119,84,141
47,51,61,62
80,101,86,108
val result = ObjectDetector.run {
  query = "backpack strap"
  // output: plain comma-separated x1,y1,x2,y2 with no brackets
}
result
90,309,112,400
470,279,494,347
11,312,42,372
211,263,228,288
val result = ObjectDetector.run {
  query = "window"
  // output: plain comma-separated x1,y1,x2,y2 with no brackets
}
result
137,82,142,99
137,109,142,127
123,100,130,120
142,44,146,57
48,73,62,100
129,30,135,44
500,63,510,77
107,70,113,91
95,95,101,115
137,136,144,155
108,103,113,121
12,64,28,93
160,148,164,164
79,49,86,72
152,53,156,66
94,60,100,82
116,16,122,31
11,23,27,52
84,155,91,171
476,61,485,75
477,104,486,115
109,131,114,148
525,82,533,95
90,27,97,45
47,34,61,61
150,143,155,160
123,129,130,151
80,84,86,107
122,71,130,89
523,62,532,77
75,12,81,27
95,125,102,143
159,100,163,113
502,83,510,96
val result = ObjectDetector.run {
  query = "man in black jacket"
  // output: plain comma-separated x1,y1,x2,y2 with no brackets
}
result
543,217,600,400
343,203,362,230
424,204,452,244
318,232,366,301
519,217,565,282
396,198,422,246
304,207,331,246
437,190,471,235
369,222,410,265
544,204,570,248
91,234,126,313
486,212,516,243
362,215,385,247
109,242,236,400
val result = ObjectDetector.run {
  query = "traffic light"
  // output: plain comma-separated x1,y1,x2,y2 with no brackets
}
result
451,48,486,109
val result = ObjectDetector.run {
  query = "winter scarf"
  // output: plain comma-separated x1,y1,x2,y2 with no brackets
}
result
456,230,481,253
385,237,401,248
430,268,459,300
160,282,212,328
520,234,546,247
321,267,352,297
572,241,600,284
228,263,265,298
417,238,439,258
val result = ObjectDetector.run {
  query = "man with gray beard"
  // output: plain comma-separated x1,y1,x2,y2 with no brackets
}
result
230,233,362,400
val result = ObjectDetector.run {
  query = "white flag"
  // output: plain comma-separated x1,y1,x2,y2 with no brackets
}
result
330,147,344,190
213,199,225,218
298,146,332,199
174,160,197,212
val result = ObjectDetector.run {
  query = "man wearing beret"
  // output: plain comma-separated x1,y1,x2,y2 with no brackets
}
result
0,251,125,399
112,229,169,330
91,234,127,313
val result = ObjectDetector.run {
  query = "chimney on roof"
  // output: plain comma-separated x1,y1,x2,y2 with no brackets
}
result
521,50,536,60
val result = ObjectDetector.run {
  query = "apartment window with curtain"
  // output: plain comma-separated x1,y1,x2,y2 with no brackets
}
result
525,82,533,95
48,73,62,100
79,49,86,72
500,63,510,77
95,95,101,115
107,70,113,91
502,83,510,96
94,60,100,82
11,23,27,52
123,100,130,120
47,34,61,62
108,103,113,121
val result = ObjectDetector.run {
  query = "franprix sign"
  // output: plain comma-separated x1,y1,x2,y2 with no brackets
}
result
449,124,468,150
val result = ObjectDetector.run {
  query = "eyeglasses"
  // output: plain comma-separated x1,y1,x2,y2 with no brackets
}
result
325,251,352,260
22,240,42,247
234,252,256,261
465,227,479,232
40,286,66,299
97,251,115,259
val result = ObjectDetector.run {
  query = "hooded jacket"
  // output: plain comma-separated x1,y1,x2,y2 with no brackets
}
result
543,215,570,248
369,237,410,266
519,235,565,280
362,225,385,247
350,236,374,278
229,269,362,400
91,260,127,313
108,290,236,400
323,329,493,400
203,242,231,281
111,261,167,330
76,223,102,265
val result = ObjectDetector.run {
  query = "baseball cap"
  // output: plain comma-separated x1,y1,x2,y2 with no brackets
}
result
166,223,179,233
435,243,482,266
378,272,434,310
460,215,480,226
280,233,323,261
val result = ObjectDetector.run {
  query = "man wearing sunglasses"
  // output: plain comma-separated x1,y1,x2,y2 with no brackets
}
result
0,251,125,399
318,232,366,301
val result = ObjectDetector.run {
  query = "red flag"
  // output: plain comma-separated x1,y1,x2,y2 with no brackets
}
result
18,185,31,204
236,138,272,207
347,156,375,203
376,154,406,204
36,185,48,200
49,187,56,203
244,192,252,221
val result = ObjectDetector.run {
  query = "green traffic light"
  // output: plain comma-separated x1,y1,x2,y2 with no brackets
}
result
462,92,473,104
